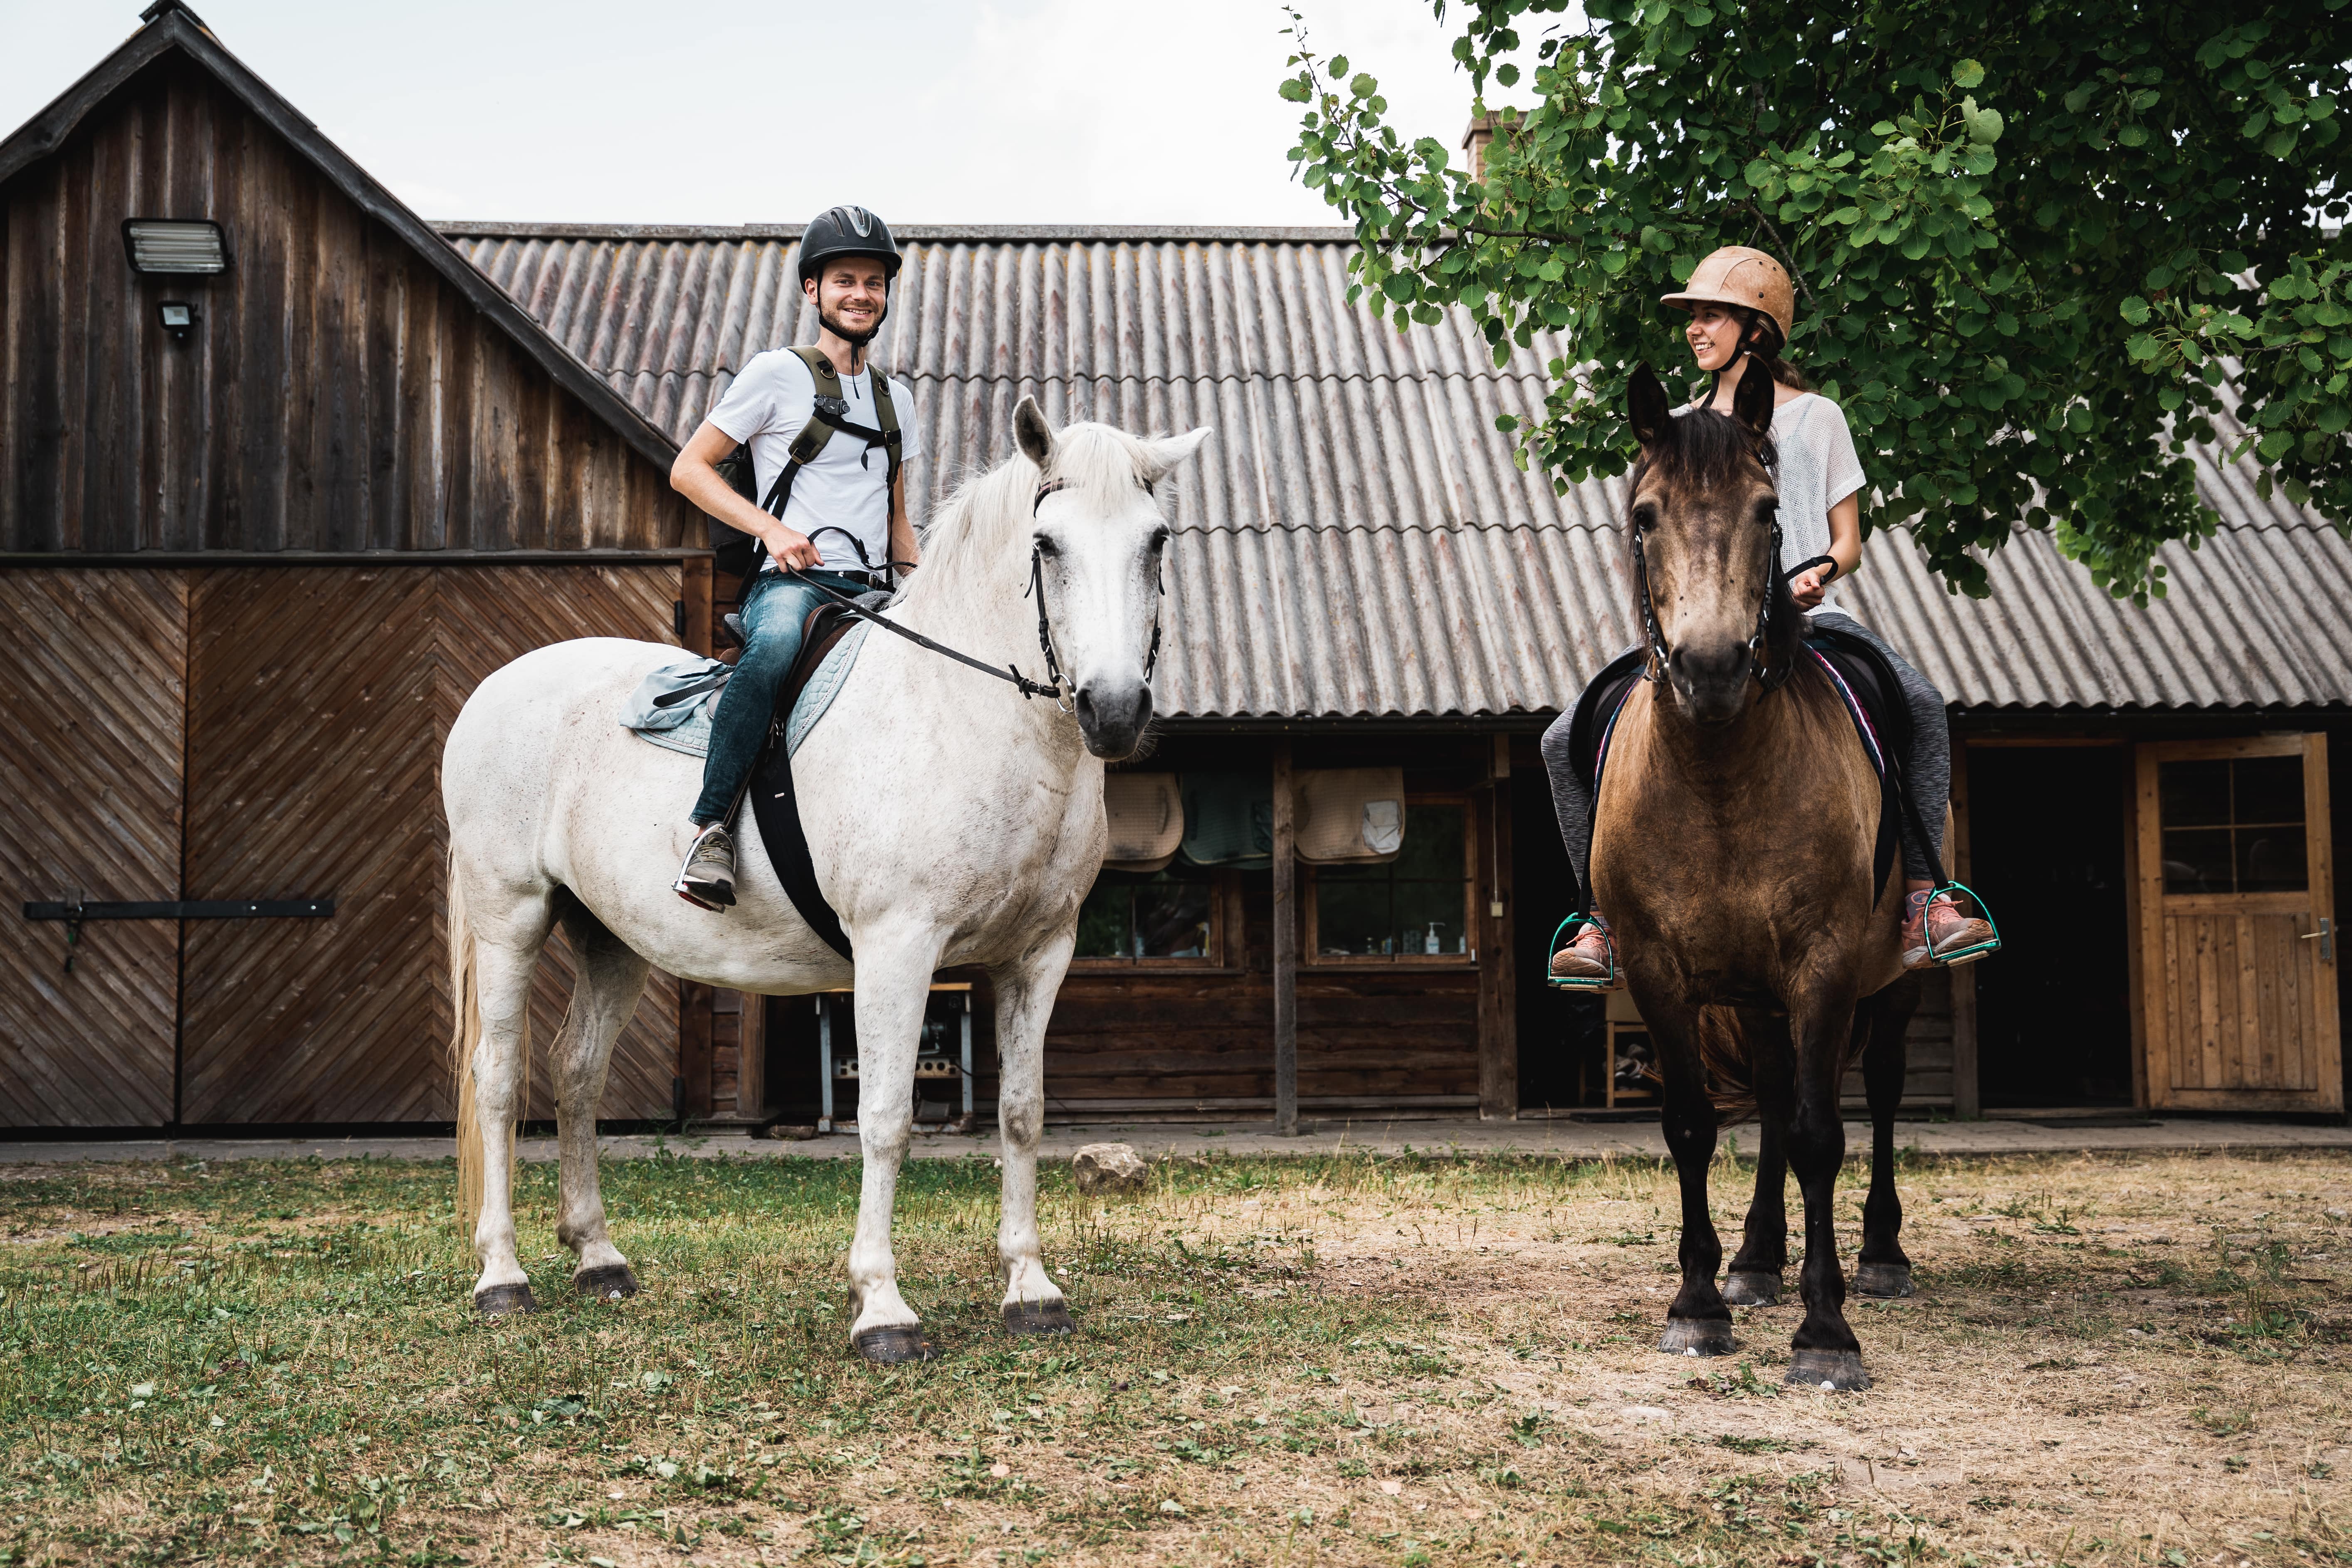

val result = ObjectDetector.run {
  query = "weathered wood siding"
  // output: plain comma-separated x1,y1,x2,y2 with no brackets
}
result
0,55,689,555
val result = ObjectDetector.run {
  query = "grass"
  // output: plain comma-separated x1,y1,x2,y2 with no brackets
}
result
0,1146,2348,1564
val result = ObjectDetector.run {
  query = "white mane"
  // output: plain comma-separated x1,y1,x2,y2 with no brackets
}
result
898,421,1161,612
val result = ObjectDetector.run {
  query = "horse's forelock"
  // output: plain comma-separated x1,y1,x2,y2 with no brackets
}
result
1641,407,1774,489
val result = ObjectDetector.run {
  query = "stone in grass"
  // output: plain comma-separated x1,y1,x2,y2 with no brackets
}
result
1071,1142,1150,1196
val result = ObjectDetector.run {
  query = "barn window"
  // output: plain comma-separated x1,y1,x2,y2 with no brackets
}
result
122,219,228,275
1307,797,1476,963
1074,866,1221,964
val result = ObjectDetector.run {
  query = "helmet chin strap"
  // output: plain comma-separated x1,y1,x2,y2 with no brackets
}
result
819,300,888,355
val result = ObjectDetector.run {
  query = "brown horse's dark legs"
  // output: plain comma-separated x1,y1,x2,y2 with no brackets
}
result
1650,1013,1737,1357
1784,1009,1869,1390
1725,1115,1788,1306
1853,984,1922,1299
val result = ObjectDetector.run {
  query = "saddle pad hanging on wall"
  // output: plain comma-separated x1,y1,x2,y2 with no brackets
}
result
1293,768,1407,863
1102,772,1184,872
1177,772,1274,869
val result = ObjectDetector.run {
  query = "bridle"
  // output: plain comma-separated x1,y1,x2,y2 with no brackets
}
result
1028,475,1166,714
1627,440,1801,695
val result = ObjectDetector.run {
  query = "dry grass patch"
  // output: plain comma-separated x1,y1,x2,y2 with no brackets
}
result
0,1147,2346,1565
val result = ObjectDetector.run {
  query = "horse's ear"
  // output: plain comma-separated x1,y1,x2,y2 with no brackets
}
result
1626,363,1673,449
1141,426,1212,481
1731,355,1775,441
1015,397,1056,470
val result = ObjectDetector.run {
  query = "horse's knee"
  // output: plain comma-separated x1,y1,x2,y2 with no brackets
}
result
998,1092,1043,1149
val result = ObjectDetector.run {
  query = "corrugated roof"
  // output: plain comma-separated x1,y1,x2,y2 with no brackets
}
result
445,222,2352,717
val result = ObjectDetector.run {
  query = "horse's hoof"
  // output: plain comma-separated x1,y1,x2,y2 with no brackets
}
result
576,1264,639,1301
1851,1262,1914,1299
474,1283,539,1317
1785,1348,1870,1391
1722,1271,1783,1307
1003,1299,1076,1337
852,1326,939,1365
1657,1318,1738,1357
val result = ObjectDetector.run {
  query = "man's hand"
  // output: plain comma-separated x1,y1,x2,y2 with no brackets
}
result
764,525,821,571
1789,566,1828,611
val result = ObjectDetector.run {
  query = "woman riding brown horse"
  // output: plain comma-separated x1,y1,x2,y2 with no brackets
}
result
1579,357,1931,1390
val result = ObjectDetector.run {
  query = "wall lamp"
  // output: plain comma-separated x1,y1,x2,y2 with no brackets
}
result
122,218,228,276
157,301,199,340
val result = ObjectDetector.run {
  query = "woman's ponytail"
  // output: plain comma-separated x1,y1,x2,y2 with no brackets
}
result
1739,310,1811,393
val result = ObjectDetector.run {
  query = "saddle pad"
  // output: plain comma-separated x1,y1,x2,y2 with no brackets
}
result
623,622,870,761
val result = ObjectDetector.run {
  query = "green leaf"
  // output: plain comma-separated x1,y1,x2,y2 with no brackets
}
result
1350,73,1378,100
1952,58,1986,89
2120,296,2152,326
1279,78,1311,104
1327,54,1349,79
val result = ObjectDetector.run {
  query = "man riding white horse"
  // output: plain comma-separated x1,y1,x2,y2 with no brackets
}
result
666,204,923,910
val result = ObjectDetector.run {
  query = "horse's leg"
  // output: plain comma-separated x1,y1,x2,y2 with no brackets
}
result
993,936,1077,1336
466,889,554,1316
844,926,948,1364
1852,979,1924,1299
1724,1019,1791,1307
1783,983,1870,1390
1645,1000,1737,1357
549,897,652,1300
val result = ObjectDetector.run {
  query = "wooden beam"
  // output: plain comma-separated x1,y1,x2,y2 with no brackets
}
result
1272,741,1298,1136
681,554,714,657
1949,745,1980,1119
1477,737,1518,1120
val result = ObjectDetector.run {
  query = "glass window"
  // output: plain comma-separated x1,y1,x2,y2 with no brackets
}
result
1074,868,1216,963
1312,801,1473,960
2158,755,2307,895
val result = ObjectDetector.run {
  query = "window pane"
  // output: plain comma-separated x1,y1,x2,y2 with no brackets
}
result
1317,879,1391,956
2158,760,2231,828
1134,877,1213,958
1074,883,1131,958
2233,756,2304,827
1394,880,1467,955
2237,827,2308,893
1391,805,1467,881
2161,829,2233,894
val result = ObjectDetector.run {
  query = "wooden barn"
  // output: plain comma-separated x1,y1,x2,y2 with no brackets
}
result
3,4,2345,1133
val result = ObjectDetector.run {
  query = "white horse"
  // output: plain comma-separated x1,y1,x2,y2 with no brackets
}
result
443,399,1209,1361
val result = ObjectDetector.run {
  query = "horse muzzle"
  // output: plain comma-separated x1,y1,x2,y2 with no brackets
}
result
1074,679,1152,759
1669,642,1753,726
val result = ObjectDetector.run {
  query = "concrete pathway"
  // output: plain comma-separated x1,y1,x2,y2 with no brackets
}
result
2,1115,2347,1168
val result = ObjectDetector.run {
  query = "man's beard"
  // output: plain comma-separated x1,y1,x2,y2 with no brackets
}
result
820,302,885,348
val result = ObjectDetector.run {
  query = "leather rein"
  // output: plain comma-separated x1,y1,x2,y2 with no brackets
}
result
783,475,1164,712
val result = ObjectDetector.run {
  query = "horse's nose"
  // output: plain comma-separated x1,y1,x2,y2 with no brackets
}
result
1670,642,1750,723
1073,679,1152,759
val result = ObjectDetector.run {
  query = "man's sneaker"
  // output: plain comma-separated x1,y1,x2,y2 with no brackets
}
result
1902,889,1996,970
1548,916,1623,991
674,823,736,911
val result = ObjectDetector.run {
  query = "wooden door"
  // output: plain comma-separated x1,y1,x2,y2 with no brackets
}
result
0,570,187,1126
178,565,683,1124
2135,735,2341,1112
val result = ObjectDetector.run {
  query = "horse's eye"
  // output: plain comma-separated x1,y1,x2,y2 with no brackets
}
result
1149,526,1171,550
1633,505,1658,534
1034,535,1060,557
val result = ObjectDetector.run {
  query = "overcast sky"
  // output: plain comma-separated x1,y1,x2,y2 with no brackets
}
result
0,0,1505,227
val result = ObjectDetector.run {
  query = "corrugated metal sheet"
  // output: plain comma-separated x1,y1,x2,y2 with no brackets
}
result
447,222,2352,716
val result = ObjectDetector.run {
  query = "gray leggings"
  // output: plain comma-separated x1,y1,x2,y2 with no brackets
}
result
1539,610,1951,912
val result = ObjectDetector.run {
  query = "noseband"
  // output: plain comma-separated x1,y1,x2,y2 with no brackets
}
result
1628,449,1798,694
1028,476,1167,714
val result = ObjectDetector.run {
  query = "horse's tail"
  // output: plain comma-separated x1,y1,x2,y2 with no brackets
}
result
450,852,487,1236
1695,1006,1760,1124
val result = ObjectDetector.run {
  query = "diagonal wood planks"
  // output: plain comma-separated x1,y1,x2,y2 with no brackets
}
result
0,570,187,1127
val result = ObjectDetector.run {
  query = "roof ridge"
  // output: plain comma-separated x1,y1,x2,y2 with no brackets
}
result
440,221,1366,244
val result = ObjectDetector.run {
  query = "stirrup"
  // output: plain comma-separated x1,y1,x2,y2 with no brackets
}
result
1922,881,2001,966
1545,913,1617,992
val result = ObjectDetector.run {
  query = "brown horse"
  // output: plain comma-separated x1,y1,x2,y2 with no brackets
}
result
1591,362,1922,1391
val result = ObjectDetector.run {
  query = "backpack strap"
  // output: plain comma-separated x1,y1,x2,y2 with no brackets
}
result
730,349,903,595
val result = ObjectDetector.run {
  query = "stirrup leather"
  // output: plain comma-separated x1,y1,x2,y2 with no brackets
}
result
1545,913,1617,992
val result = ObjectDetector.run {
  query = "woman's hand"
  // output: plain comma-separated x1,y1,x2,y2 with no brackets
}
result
1789,565,1828,610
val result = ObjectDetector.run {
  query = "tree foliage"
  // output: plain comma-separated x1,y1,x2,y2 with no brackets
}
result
1279,1,2351,601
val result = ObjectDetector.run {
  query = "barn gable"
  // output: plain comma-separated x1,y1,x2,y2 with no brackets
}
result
0,2,688,554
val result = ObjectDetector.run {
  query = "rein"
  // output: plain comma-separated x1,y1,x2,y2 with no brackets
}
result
782,473,1166,712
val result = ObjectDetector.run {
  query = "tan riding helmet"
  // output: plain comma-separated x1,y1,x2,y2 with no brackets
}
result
1660,245,1796,343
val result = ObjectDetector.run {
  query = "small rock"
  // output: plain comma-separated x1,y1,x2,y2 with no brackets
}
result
1072,1142,1150,1195
1378,1479,1403,1495
1623,1405,1672,1422
989,1462,1010,1479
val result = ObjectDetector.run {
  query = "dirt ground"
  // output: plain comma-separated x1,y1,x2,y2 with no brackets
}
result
0,1147,2346,1566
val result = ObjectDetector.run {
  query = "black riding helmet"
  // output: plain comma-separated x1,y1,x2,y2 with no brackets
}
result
797,205,902,284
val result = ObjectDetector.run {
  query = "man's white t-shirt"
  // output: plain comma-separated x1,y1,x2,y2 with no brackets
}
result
705,348,920,575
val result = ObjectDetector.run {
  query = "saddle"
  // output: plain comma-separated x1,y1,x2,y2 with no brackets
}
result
1566,626,1917,910
746,597,880,962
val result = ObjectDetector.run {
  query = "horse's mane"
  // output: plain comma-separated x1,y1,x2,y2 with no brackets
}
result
896,421,1159,613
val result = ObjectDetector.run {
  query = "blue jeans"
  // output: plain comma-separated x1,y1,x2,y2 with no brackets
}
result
690,570,872,825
